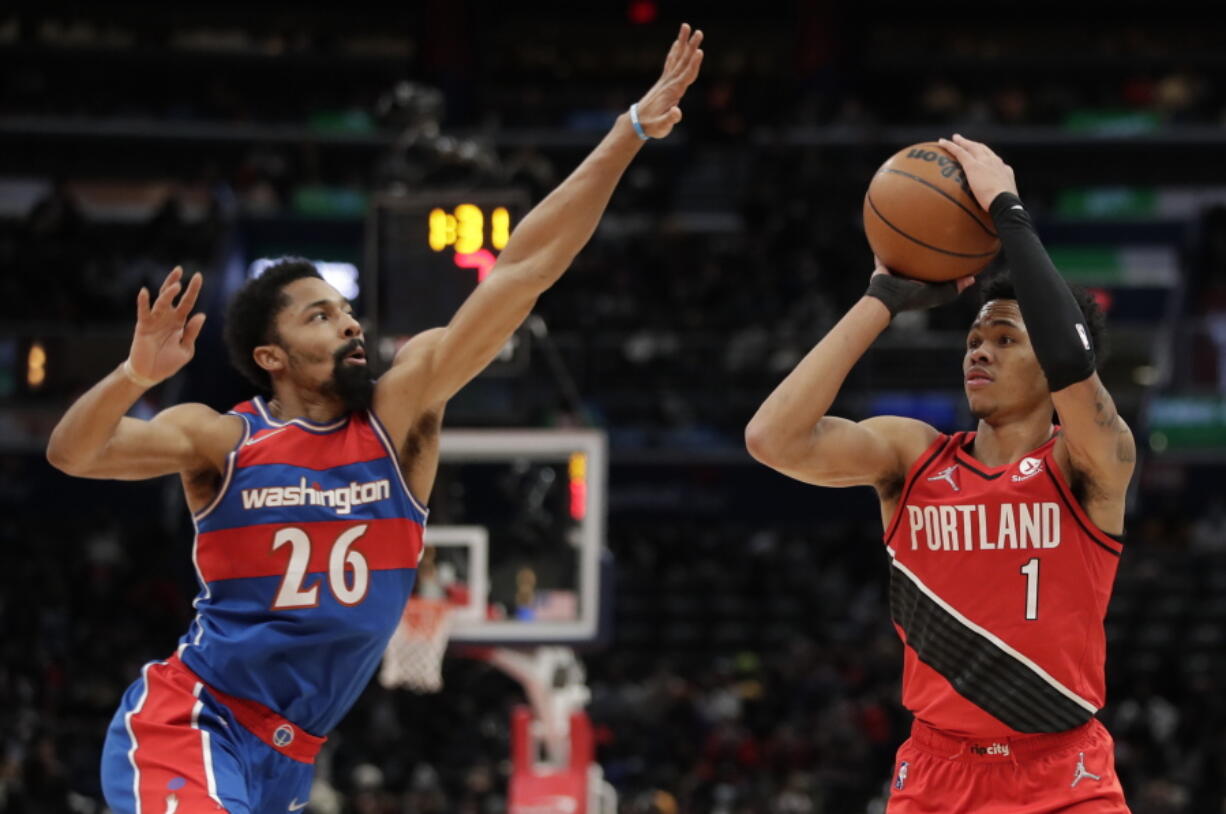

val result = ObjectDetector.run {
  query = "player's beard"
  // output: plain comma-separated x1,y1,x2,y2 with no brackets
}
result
322,338,376,413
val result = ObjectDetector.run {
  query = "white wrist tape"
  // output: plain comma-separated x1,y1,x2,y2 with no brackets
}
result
122,360,160,388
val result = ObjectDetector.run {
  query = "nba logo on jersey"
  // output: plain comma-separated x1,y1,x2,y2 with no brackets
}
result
895,761,909,791
273,724,294,747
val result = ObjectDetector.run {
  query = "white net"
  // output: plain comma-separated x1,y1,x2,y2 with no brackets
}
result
378,598,454,693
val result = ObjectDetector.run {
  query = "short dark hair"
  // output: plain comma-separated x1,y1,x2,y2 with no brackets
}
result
223,259,323,392
977,271,1109,365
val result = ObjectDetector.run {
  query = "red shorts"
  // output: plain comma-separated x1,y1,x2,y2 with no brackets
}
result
887,718,1130,813
101,655,325,814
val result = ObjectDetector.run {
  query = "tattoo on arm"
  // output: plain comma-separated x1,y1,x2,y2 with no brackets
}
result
1092,384,1118,428
1092,383,1134,463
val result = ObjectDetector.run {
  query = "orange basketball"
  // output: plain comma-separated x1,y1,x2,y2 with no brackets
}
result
863,142,1000,282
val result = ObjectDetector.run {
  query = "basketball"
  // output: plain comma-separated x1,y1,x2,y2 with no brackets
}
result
863,142,1001,282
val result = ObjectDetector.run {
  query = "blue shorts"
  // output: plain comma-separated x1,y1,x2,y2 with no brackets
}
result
101,655,323,814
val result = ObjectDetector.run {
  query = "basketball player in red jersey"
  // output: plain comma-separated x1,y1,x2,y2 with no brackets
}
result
46,25,704,814
746,133,1135,813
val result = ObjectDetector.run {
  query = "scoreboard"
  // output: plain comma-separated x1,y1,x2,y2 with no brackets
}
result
366,190,531,344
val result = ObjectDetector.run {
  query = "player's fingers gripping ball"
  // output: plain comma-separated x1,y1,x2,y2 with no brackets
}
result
863,142,1001,282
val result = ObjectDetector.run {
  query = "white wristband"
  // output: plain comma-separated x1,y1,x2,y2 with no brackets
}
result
122,360,160,389
629,103,650,141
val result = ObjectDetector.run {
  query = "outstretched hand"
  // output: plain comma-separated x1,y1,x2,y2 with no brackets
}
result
127,266,206,386
633,22,704,139
938,134,1018,212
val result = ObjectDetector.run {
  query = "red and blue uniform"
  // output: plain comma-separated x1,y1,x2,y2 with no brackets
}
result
102,396,426,813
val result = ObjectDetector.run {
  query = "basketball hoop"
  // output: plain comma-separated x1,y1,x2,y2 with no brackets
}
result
379,597,453,693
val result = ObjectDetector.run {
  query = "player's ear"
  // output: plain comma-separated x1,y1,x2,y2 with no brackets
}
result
253,344,286,375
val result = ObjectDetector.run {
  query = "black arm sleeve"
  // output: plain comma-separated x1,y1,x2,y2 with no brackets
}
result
989,192,1096,391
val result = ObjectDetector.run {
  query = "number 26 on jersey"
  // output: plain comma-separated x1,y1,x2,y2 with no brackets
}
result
272,525,370,609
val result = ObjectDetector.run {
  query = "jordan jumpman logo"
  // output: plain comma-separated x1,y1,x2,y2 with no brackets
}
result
927,465,960,492
1070,752,1101,788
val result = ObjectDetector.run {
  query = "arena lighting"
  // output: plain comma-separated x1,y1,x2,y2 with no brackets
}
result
248,259,360,300
568,451,587,520
628,0,657,24
26,341,46,390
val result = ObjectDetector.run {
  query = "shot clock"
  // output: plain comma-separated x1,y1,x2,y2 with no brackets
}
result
366,190,531,349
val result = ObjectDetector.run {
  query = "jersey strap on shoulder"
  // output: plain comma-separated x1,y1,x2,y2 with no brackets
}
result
1042,466,1124,557
888,547,1097,733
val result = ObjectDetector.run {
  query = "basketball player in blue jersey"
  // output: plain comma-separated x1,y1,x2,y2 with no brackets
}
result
46,24,704,814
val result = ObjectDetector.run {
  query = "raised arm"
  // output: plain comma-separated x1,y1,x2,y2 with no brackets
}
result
745,259,971,490
940,134,1136,499
46,267,235,480
379,23,704,415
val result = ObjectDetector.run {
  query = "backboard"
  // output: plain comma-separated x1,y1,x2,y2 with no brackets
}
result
415,429,609,646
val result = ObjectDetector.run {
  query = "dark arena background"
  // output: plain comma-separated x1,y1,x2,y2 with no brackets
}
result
4,2,1226,812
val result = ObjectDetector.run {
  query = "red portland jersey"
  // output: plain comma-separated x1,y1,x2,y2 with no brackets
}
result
884,430,1123,738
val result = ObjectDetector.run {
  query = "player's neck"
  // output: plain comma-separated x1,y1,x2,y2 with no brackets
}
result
266,389,347,425
971,412,1055,468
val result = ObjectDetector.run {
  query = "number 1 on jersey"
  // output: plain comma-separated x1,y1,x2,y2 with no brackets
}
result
1020,557,1040,620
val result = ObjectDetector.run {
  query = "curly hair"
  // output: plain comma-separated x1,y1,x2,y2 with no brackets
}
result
223,259,323,392
977,271,1109,366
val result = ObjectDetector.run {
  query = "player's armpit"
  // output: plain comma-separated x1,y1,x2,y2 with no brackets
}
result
1051,373,1136,488
63,404,238,481
747,414,939,489
375,327,448,425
